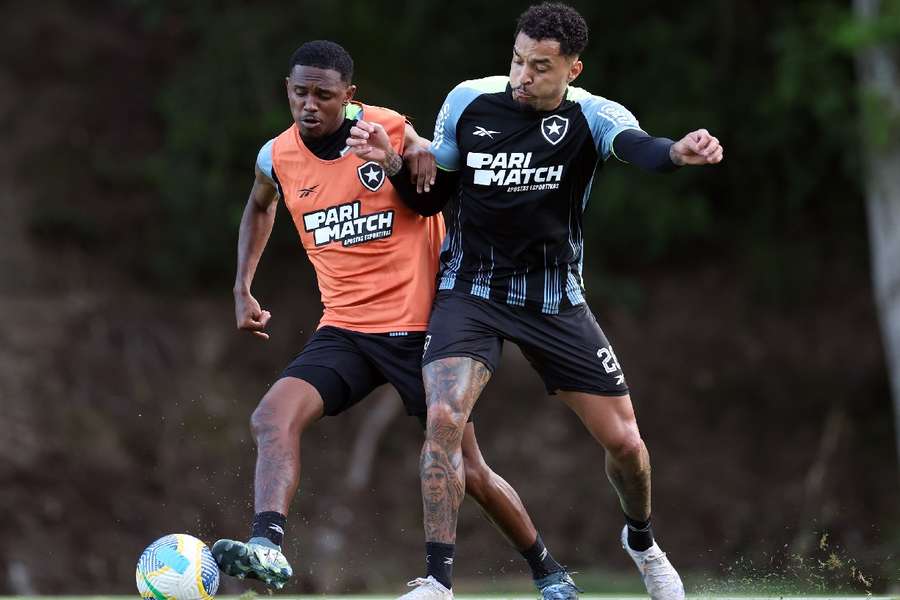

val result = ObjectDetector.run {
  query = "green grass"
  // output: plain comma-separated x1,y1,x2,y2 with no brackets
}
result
0,593,900,600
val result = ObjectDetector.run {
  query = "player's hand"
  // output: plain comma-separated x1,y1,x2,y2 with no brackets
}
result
234,291,271,340
347,119,393,164
403,141,437,193
670,129,724,166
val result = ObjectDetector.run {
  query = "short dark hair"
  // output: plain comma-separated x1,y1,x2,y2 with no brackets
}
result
515,2,589,57
288,40,354,83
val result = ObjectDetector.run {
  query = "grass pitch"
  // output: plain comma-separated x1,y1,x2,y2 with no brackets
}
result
10,593,900,600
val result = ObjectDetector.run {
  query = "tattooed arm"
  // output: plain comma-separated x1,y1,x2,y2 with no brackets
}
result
346,119,402,175
348,119,454,215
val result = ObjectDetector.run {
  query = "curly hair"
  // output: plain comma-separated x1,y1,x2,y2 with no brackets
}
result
515,2,589,56
288,40,354,83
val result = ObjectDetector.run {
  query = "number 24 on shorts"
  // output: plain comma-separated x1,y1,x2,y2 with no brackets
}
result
597,346,621,374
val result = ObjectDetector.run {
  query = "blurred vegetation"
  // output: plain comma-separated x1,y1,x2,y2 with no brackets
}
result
6,0,900,595
98,0,867,300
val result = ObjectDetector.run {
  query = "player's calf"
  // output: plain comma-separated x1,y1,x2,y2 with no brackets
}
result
250,378,323,514
460,430,576,594
603,434,652,525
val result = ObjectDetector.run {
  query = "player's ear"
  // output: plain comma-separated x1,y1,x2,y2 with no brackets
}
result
344,84,358,105
567,59,583,84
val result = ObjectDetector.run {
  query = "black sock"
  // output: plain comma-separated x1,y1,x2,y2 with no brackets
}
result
425,542,455,589
251,511,287,547
625,514,654,552
521,534,564,580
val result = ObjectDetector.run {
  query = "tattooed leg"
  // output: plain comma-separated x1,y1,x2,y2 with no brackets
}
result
421,357,492,543
559,391,651,521
250,377,324,514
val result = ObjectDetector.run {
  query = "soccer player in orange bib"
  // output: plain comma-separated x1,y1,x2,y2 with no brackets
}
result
211,41,574,595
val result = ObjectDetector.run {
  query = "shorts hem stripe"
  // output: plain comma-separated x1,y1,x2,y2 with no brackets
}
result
423,351,496,373
549,385,630,397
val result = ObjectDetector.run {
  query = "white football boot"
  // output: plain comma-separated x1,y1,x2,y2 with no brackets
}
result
396,576,453,599
621,526,685,600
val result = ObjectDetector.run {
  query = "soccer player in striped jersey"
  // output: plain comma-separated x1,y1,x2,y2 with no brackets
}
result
348,4,723,600
211,40,573,596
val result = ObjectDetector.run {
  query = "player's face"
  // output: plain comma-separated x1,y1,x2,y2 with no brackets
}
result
509,32,583,112
285,65,356,140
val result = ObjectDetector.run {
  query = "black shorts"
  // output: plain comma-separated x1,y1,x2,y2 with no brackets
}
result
423,291,629,396
280,326,428,419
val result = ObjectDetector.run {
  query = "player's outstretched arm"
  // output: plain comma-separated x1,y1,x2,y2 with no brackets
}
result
233,168,278,340
669,128,724,166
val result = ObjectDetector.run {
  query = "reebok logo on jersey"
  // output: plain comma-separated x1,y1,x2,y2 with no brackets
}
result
466,151,564,191
303,200,394,247
473,126,500,139
357,161,386,192
541,115,569,145
298,185,319,198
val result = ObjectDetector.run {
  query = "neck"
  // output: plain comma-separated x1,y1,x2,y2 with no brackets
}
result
538,89,567,112
298,117,354,160
300,125,341,142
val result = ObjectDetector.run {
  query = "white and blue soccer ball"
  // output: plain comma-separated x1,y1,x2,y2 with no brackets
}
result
136,533,220,600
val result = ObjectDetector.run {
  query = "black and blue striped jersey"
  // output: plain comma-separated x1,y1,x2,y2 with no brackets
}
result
429,76,643,314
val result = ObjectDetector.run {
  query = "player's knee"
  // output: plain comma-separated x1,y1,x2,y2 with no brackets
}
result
606,429,645,463
250,389,318,442
249,401,286,444
425,401,468,437
250,404,273,443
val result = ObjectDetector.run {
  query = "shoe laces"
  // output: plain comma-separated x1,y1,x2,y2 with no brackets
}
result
404,577,451,598
255,547,277,561
537,570,583,599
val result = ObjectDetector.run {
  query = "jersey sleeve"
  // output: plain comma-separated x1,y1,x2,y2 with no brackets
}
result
256,138,276,183
429,81,487,171
570,87,644,161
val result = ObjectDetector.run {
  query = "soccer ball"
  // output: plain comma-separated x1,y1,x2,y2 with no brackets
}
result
136,533,220,600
